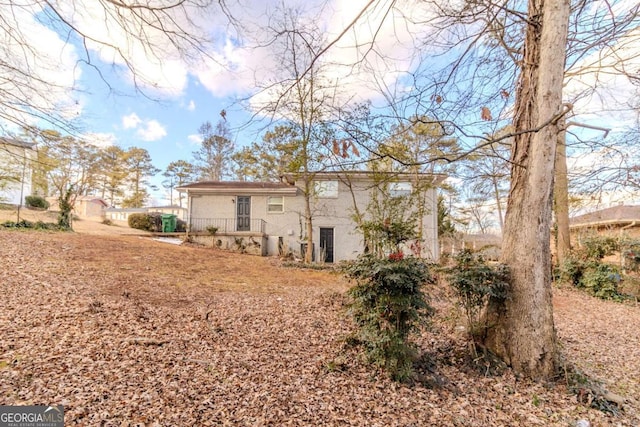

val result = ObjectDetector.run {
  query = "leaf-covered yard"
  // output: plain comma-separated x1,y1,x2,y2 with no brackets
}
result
0,229,638,426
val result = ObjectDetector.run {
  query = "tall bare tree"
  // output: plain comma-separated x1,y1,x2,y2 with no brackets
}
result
96,145,129,207
192,119,235,181
163,160,196,206
249,8,341,263
462,129,512,234
122,147,159,208
480,0,571,380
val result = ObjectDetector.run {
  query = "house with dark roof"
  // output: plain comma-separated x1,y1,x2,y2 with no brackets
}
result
0,137,36,205
570,204,640,238
570,205,640,229
178,171,446,262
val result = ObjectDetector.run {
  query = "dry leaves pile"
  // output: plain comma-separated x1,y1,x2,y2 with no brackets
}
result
0,230,638,426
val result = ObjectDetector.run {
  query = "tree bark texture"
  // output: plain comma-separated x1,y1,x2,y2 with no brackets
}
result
554,121,571,264
484,0,570,381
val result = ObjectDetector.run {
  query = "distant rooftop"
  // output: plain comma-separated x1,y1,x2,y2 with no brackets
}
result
178,181,292,190
570,205,640,228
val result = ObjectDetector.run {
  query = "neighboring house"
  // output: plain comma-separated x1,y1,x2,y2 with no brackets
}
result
570,204,640,238
73,196,108,218
46,195,108,219
0,137,36,205
178,171,446,262
104,207,148,223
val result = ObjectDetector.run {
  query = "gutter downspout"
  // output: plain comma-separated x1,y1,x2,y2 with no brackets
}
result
621,221,637,231
186,189,192,239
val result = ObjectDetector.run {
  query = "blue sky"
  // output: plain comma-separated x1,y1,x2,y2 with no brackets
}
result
13,0,431,205
2,0,639,208
75,69,243,204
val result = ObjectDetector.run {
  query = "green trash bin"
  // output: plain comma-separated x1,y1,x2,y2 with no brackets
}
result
161,214,177,232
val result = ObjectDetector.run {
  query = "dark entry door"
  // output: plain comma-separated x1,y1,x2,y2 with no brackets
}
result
319,227,334,263
236,196,251,231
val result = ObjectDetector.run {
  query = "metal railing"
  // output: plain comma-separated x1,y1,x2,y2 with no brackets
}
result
188,217,266,233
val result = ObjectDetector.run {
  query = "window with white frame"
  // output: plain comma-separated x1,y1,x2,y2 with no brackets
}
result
390,182,412,197
314,180,339,198
267,196,284,213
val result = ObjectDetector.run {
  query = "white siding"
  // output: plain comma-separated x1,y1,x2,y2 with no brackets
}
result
0,143,35,205
185,176,440,262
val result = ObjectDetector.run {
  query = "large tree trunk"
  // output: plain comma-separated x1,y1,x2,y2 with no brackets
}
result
492,179,505,233
554,121,571,264
484,0,570,381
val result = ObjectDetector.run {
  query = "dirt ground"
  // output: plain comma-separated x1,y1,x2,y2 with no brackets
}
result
0,227,639,426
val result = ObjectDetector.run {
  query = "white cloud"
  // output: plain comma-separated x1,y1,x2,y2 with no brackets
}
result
194,40,256,97
136,120,167,142
0,1,81,129
83,132,117,148
5,0,436,121
50,0,201,97
225,0,440,116
10,0,636,138
187,134,202,145
122,113,142,129
121,113,166,141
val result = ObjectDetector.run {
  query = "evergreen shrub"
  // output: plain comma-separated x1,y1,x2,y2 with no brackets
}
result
343,253,434,382
25,195,49,209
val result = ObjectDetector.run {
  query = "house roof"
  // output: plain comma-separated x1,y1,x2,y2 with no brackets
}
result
282,170,448,185
148,205,187,210
570,205,640,229
177,181,298,195
0,137,35,150
178,171,447,196
104,207,148,213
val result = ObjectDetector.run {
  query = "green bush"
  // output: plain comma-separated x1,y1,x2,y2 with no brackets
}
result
57,186,74,230
343,254,434,382
555,253,624,300
25,195,49,209
1,220,30,228
579,235,619,261
555,256,586,286
1,219,65,231
148,212,163,231
128,212,163,231
446,249,509,340
581,263,621,300
128,213,152,231
620,239,640,272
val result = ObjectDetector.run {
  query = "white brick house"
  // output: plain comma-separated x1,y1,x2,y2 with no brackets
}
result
178,171,445,262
